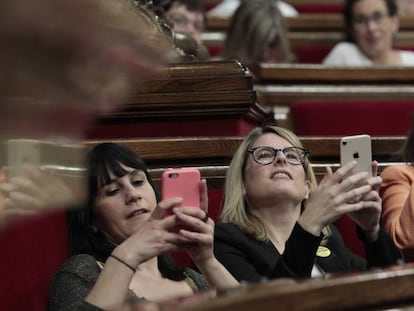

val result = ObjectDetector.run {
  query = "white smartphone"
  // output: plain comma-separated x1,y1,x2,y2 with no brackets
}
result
340,134,372,177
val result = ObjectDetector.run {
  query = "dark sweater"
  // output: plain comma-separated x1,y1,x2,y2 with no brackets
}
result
214,222,403,282
49,254,208,311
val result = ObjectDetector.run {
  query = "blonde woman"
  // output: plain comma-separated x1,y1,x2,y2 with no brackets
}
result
214,126,402,282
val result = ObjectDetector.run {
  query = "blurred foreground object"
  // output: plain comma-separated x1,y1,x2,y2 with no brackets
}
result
0,0,168,226
0,0,167,139
0,139,88,226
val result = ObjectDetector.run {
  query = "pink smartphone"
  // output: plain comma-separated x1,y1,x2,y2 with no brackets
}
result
161,168,201,208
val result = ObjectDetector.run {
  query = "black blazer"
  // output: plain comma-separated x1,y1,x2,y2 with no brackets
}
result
214,222,402,282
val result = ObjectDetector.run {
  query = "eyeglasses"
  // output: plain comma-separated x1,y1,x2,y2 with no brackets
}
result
352,11,389,27
247,146,309,166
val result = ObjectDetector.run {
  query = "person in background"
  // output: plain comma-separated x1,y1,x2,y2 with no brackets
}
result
214,125,402,282
49,143,238,311
207,0,298,18
380,116,414,261
323,0,414,65
162,0,205,46
223,0,294,63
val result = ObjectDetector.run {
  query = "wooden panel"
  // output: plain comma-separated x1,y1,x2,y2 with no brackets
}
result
250,64,414,83
91,60,258,122
84,136,406,188
183,263,414,311
85,136,405,164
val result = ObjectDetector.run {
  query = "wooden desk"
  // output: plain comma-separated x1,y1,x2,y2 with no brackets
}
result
85,136,406,187
85,60,267,139
184,263,414,311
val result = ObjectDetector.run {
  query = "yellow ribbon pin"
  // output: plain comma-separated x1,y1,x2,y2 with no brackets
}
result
316,246,331,258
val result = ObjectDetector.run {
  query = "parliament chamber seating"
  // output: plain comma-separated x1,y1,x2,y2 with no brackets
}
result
249,63,414,135
3,59,414,309
291,100,414,136
183,263,414,311
0,135,405,311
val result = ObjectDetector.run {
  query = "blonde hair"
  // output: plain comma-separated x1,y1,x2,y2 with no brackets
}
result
223,0,293,63
221,126,317,241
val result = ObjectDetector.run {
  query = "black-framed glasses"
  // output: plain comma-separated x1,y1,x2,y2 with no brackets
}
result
247,146,310,165
352,11,389,27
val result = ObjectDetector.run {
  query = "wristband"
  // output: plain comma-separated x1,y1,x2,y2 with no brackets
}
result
109,254,136,273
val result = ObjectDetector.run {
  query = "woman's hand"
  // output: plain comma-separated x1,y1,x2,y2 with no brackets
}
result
348,161,382,241
113,197,191,268
171,179,239,289
172,179,215,265
299,161,374,236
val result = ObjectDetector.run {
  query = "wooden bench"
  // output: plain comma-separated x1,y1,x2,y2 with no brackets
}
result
183,263,414,311
85,135,407,185
85,60,268,139
249,63,414,135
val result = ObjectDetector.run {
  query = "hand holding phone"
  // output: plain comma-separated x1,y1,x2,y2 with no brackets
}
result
340,134,372,177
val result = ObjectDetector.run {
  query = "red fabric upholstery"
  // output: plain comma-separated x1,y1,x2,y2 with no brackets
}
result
334,215,365,258
207,45,224,58
0,210,68,311
86,118,254,139
294,45,333,64
294,4,342,14
291,100,414,136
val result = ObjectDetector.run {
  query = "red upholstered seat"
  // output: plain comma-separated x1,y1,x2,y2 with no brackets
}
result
86,118,254,139
334,215,365,258
294,46,333,64
0,210,68,311
291,100,414,136
294,4,342,14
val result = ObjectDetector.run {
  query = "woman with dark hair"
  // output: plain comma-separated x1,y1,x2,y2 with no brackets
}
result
323,0,414,65
49,143,237,311
381,116,414,262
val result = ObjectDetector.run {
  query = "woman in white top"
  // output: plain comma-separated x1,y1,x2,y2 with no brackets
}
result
323,0,414,66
